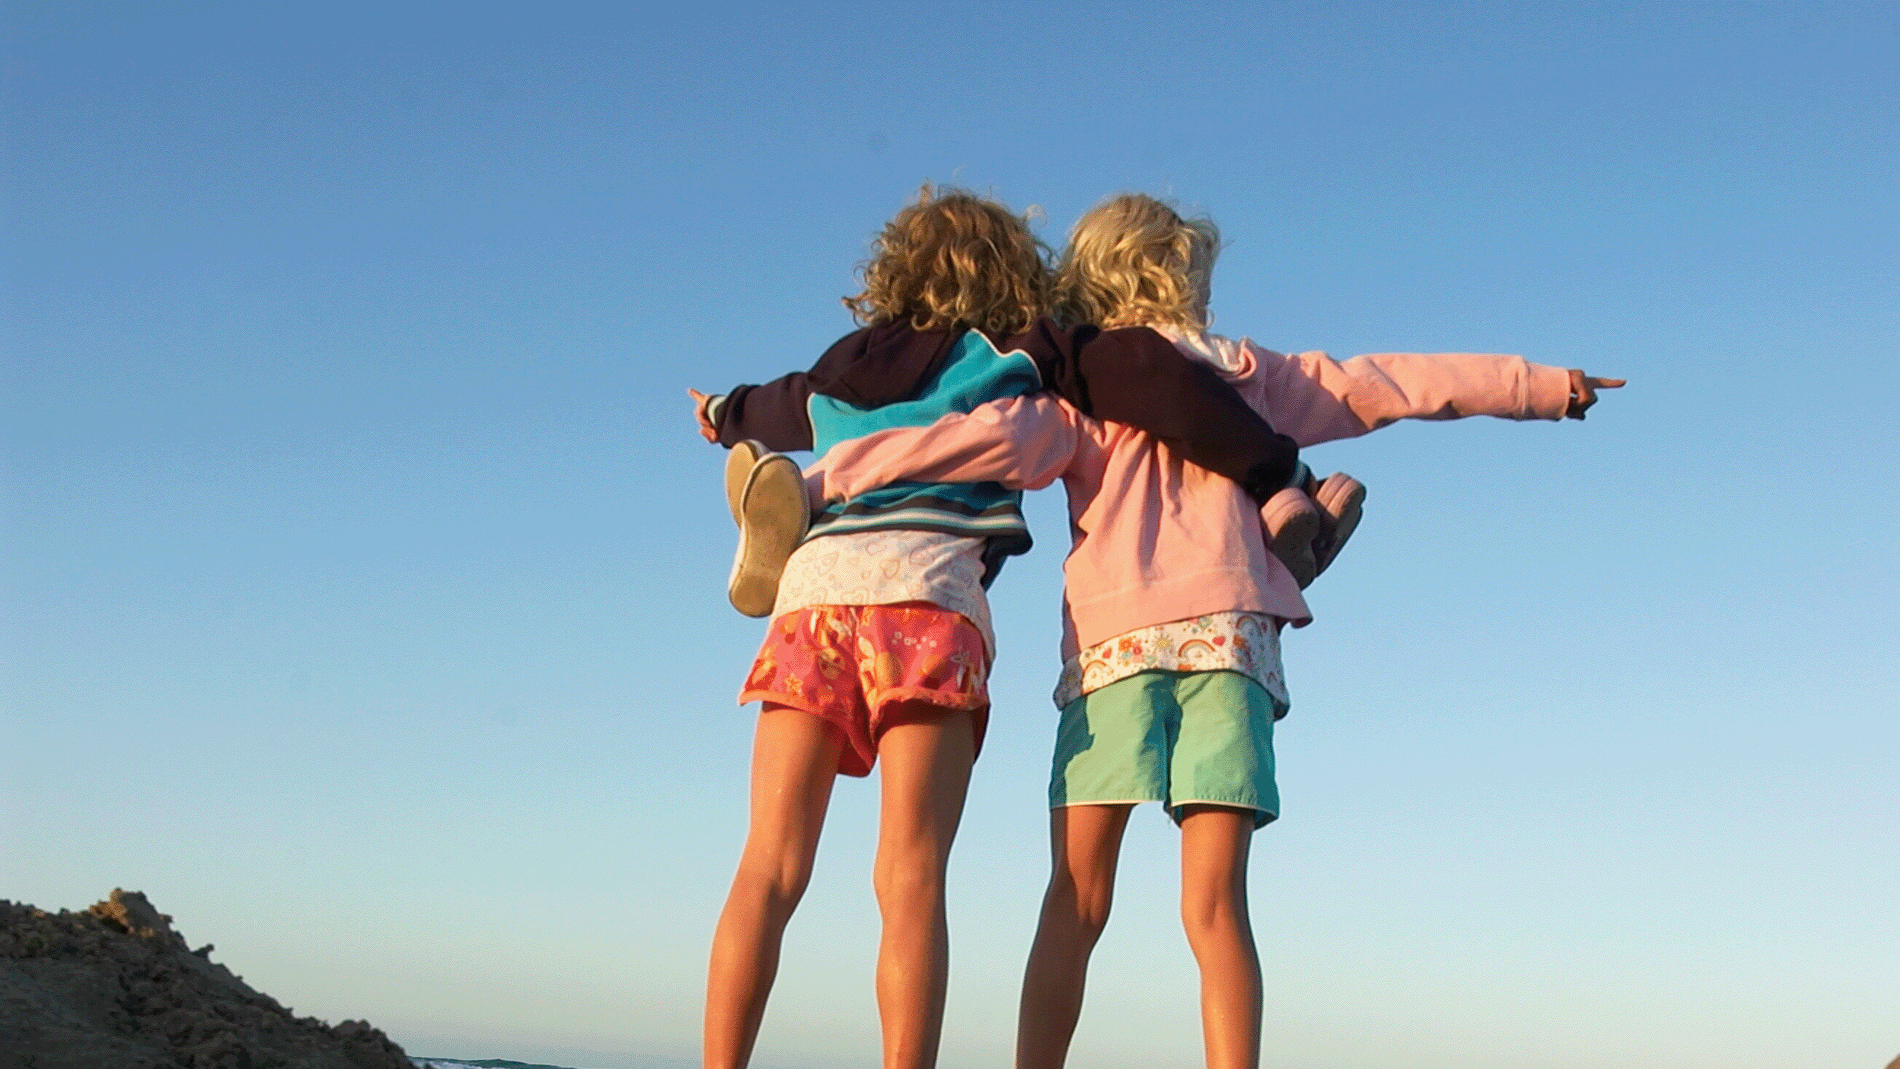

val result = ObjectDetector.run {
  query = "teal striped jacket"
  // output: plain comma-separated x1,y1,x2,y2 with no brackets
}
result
804,328,1040,581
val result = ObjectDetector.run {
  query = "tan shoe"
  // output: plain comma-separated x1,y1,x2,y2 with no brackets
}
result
724,440,768,524
727,448,809,617
1261,487,1322,588
1311,473,1365,579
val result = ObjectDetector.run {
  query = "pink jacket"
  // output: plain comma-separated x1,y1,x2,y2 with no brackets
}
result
807,330,1574,660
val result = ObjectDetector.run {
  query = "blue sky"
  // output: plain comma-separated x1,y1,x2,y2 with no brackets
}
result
3,3,1896,1068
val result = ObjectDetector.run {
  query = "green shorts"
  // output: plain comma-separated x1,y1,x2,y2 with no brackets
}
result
1050,670,1280,827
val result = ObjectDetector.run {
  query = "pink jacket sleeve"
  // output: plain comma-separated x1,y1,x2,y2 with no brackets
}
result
1248,344,1574,447
805,394,1085,502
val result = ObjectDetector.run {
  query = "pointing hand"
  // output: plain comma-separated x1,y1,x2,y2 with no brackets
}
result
1566,371,1625,419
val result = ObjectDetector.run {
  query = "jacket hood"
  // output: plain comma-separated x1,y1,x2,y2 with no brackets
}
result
1154,326,1260,381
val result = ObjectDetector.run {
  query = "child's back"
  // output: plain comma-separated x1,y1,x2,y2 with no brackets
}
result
808,328,1577,682
696,187,1310,1069
805,192,1620,1069
698,188,1050,1069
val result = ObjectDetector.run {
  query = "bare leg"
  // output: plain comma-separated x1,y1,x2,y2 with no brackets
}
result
704,704,846,1069
1014,803,1134,1069
1178,804,1262,1069
870,703,979,1069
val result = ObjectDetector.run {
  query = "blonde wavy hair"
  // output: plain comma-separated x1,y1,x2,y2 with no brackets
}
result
844,185,1050,339
1054,194,1221,330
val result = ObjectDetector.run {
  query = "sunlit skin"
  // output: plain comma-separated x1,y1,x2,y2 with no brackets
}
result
1010,194,1625,1069
1565,371,1625,418
703,703,976,1069
1015,803,1263,1069
698,187,1058,1069
1008,368,1624,1069
689,388,719,442
703,375,1626,1069
692,250,1624,1069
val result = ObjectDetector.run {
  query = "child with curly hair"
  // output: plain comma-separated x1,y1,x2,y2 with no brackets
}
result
690,187,1305,1069
804,192,1622,1069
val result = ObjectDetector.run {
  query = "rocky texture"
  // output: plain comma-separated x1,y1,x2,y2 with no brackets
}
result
1,890,412,1069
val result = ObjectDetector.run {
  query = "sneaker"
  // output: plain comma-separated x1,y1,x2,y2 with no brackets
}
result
724,440,768,525
727,448,809,618
1310,473,1366,579
1260,486,1322,589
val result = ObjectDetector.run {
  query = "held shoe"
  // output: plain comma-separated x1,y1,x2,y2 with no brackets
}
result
1260,487,1322,589
724,440,768,525
727,448,809,618
1310,472,1366,580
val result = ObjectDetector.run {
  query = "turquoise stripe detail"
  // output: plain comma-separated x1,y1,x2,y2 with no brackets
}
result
812,478,1020,522
805,331,1041,452
804,330,1041,548
811,509,1029,535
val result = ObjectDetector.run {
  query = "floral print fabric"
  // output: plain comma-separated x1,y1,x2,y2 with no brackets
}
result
773,529,995,656
741,603,991,777
1053,611,1288,714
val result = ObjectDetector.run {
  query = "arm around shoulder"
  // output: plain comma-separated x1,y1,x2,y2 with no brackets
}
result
1060,325,1299,500
805,394,1082,502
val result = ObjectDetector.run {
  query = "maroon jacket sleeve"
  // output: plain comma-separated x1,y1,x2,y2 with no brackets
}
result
708,324,953,453
1008,319,1300,502
712,373,815,452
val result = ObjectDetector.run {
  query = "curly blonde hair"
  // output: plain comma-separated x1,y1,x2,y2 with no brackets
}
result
844,185,1050,339
1054,194,1221,330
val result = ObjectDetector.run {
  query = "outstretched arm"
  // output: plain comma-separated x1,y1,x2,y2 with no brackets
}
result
1253,344,1623,446
687,372,817,453
688,389,719,442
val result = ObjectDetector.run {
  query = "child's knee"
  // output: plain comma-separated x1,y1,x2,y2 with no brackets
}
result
871,854,947,914
1044,868,1116,938
1179,879,1250,938
735,845,818,908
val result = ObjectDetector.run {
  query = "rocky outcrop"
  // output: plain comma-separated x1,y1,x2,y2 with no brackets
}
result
1,890,412,1069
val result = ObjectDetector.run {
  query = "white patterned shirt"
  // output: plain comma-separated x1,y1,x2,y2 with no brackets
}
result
1053,611,1289,713
773,529,995,656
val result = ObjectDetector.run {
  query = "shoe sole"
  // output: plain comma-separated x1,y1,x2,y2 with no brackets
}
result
728,452,809,618
1261,487,1322,589
724,440,767,525
1312,473,1366,578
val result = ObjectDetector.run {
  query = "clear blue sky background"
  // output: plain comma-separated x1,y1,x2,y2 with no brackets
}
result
4,3,1896,1068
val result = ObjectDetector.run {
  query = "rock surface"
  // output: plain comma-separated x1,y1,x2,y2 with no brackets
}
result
1,890,412,1069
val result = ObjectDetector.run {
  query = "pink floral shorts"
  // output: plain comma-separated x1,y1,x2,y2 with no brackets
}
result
740,603,991,777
